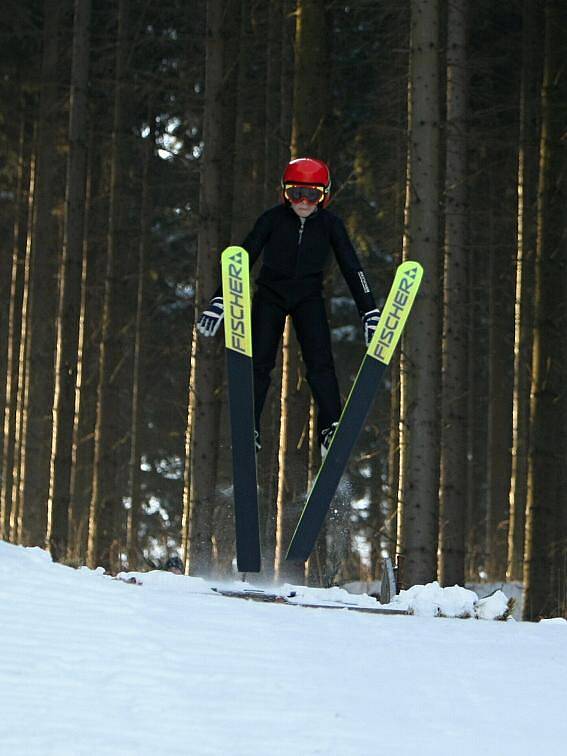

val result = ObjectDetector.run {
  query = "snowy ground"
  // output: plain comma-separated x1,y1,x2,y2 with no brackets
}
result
1,541,567,756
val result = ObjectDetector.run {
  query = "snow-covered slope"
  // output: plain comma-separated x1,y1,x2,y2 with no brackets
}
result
1,540,566,756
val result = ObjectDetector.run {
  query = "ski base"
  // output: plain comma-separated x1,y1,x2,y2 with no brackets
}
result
211,586,409,616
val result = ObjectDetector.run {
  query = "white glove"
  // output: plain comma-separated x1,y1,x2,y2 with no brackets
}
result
196,296,224,337
362,308,380,346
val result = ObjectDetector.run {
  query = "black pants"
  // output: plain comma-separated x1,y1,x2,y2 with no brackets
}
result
252,290,342,438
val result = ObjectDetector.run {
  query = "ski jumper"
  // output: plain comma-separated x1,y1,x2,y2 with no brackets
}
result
230,203,376,438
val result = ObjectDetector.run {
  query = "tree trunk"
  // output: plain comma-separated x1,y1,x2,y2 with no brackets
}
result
184,0,225,576
275,321,310,583
465,238,485,580
387,355,401,560
127,113,154,571
21,0,62,546
1,104,33,541
10,149,35,544
485,168,513,581
289,0,329,155
88,0,133,571
68,132,106,564
398,0,441,587
47,0,91,562
231,0,266,241
263,0,283,206
506,0,538,583
279,0,294,170
523,0,567,620
438,0,468,587
306,400,326,585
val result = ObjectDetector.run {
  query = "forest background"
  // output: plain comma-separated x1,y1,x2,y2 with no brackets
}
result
0,0,565,621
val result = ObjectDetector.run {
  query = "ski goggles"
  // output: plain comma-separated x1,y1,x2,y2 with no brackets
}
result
283,184,325,205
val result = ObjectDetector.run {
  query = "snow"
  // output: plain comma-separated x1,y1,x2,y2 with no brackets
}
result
2,541,567,755
389,581,512,620
281,582,381,608
469,580,525,620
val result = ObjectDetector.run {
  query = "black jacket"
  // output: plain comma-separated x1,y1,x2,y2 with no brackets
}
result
217,204,376,315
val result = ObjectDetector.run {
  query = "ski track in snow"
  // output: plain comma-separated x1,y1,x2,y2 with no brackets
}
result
1,542,567,756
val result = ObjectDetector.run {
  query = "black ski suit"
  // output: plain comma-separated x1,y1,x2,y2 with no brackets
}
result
218,203,376,440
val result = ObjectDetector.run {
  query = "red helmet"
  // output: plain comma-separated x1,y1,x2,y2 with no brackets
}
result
282,157,331,206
